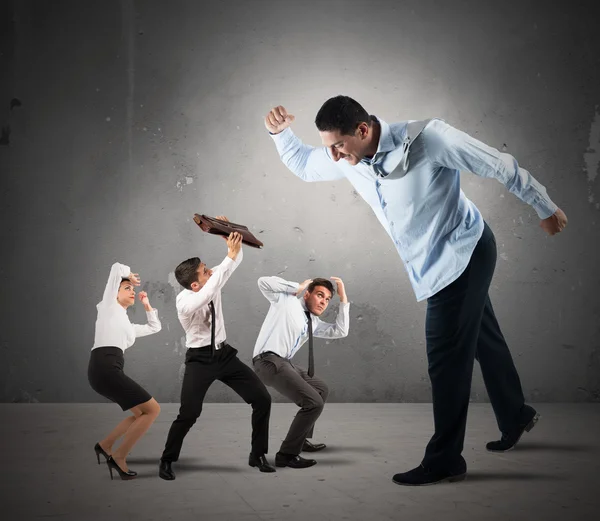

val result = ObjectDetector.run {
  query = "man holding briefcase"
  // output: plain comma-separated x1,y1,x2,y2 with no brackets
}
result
158,216,275,480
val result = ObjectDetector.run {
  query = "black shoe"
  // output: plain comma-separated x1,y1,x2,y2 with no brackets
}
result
248,453,276,473
159,459,176,481
106,456,137,481
392,461,467,486
275,452,317,469
94,442,110,464
302,440,326,452
486,407,540,452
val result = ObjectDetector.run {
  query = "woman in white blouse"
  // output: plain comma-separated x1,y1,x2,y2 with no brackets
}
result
88,262,162,480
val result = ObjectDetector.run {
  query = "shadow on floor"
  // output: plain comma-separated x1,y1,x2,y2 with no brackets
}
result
126,457,165,465
126,457,243,474
514,441,596,453
175,463,242,473
309,457,357,466
466,471,568,482
316,445,376,454
130,463,245,480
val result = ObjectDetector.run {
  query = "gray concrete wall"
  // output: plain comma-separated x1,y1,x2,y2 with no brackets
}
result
1,0,599,403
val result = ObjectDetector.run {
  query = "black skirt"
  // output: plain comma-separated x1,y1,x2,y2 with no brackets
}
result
88,346,152,411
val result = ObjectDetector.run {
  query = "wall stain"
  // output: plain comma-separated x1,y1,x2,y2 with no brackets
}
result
142,280,176,305
12,390,39,403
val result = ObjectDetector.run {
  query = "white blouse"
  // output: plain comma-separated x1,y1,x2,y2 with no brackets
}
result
92,262,161,352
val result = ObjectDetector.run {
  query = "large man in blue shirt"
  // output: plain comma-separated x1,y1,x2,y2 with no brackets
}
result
264,95,568,486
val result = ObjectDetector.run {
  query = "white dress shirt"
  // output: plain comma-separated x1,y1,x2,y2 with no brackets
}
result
176,248,243,348
92,262,162,352
271,118,558,301
253,276,350,360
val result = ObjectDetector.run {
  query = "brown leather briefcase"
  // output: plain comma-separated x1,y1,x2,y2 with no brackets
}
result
193,214,264,249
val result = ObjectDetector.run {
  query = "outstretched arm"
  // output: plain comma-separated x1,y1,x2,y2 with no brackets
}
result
265,105,345,182
178,232,243,316
422,119,567,234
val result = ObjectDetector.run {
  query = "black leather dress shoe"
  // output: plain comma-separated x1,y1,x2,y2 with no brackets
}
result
248,453,276,473
486,407,540,452
159,460,175,481
302,440,326,452
392,461,467,486
275,453,317,469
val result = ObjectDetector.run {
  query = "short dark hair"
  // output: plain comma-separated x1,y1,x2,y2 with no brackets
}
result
175,257,202,289
307,278,335,296
315,95,372,136
120,277,131,285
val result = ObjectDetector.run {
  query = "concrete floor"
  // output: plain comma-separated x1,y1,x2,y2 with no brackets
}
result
1,403,598,521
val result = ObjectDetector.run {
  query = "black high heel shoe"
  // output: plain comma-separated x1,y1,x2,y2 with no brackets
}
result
106,456,137,480
94,442,110,464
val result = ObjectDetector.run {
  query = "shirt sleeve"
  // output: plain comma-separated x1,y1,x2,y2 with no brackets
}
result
210,245,243,272
422,119,558,219
234,245,243,267
212,246,244,270
100,262,131,306
313,302,350,339
178,255,240,316
270,128,346,182
133,309,162,338
257,276,300,304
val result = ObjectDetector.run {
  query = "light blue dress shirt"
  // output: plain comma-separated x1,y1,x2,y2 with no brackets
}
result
253,276,350,360
270,118,558,301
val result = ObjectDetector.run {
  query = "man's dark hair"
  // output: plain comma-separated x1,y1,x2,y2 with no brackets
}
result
175,257,202,289
307,278,335,296
315,95,372,136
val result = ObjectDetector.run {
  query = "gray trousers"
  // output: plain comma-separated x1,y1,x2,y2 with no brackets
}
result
253,353,329,456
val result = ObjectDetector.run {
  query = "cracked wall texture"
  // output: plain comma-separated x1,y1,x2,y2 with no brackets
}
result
1,0,599,403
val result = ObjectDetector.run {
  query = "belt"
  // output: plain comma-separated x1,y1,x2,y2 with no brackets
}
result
189,341,226,351
252,351,280,363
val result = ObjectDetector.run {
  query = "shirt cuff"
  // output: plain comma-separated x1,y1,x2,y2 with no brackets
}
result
270,127,293,143
146,308,158,316
118,263,131,278
533,198,558,220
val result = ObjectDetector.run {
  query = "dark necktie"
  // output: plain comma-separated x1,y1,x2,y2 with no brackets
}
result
305,310,314,377
209,301,216,358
